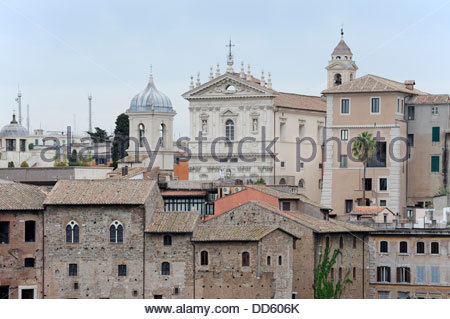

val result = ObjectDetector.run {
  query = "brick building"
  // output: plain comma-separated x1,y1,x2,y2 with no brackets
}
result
0,183,48,299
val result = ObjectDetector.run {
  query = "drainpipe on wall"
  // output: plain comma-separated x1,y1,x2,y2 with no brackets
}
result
273,107,277,184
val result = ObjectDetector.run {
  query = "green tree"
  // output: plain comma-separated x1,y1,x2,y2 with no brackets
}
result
70,149,78,163
352,131,377,206
8,161,15,168
20,161,29,168
111,113,129,163
313,247,352,299
87,127,110,143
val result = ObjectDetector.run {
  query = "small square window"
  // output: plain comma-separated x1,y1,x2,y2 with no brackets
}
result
380,200,387,206
132,290,138,297
174,287,179,295
73,282,79,290
24,258,35,268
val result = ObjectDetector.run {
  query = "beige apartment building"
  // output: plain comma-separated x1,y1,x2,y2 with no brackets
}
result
320,34,426,217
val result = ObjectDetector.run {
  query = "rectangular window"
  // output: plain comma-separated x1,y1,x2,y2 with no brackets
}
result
281,161,285,168
431,242,439,254
397,267,411,283
25,220,36,242
341,99,350,114
401,99,404,113
353,267,356,280
20,139,26,152
0,221,10,244
0,286,9,299
340,155,348,168
282,202,290,211
431,156,440,173
368,141,386,167
371,97,380,113
118,264,127,276
431,267,440,284
364,178,372,191
252,118,258,132
416,266,425,283
24,258,35,268
340,129,348,141
380,200,387,206
408,134,414,147
69,264,78,276
330,268,334,282
408,106,415,120
432,106,439,115
377,266,391,282
399,241,408,253
397,98,401,113
379,178,388,192
345,200,353,213
432,127,440,142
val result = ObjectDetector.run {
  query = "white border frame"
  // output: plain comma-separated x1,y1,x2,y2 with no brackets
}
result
339,97,351,115
370,96,381,115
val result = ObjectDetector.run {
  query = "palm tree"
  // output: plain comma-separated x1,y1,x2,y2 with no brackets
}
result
352,131,377,206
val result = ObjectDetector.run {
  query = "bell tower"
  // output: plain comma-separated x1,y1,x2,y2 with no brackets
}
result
326,28,358,89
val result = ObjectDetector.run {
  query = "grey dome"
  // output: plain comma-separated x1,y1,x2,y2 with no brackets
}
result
129,75,173,112
0,114,29,137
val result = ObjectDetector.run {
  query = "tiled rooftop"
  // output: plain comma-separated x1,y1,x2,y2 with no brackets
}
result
192,225,278,242
44,180,157,205
146,211,200,233
322,74,428,95
0,183,49,211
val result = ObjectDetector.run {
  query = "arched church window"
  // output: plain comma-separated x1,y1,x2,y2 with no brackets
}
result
66,220,79,243
336,56,341,60
138,124,145,147
344,56,348,60
160,123,166,147
334,73,342,86
110,220,123,243
225,119,234,141
350,73,353,81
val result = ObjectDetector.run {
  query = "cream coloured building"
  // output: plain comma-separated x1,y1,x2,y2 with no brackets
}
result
320,34,427,217
182,54,326,202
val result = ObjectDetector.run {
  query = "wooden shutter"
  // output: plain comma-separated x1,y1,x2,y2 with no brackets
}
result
431,156,440,173
396,267,401,283
432,127,440,142
387,267,391,282
377,267,381,282
406,267,411,283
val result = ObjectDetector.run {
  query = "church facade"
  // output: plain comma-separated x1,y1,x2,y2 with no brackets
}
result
182,54,326,203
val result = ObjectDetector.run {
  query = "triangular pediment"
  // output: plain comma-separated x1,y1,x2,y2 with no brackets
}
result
326,61,358,71
182,73,277,100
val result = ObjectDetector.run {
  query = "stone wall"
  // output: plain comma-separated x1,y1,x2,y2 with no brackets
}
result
44,205,145,299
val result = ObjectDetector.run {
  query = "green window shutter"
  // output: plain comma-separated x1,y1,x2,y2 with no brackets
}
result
432,127,440,142
431,156,440,172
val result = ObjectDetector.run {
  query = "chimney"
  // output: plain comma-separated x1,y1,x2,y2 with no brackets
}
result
404,80,415,90
122,165,129,176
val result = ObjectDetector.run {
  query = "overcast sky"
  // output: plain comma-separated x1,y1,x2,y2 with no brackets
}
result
1,0,450,137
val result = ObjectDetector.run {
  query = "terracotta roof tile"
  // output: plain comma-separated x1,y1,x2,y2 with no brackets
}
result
322,74,428,95
405,94,449,105
44,180,157,205
274,92,325,112
0,183,49,210
192,225,278,241
249,200,373,233
146,211,200,233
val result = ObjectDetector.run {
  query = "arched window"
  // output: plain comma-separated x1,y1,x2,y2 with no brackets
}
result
279,178,286,185
242,252,250,267
298,179,305,188
267,256,271,266
325,236,330,249
110,220,123,243
416,241,424,254
339,236,344,249
225,119,234,141
66,220,79,243
160,123,166,147
138,124,145,147
161,262,170,275
163,235,172,246
278,256,282,265
200,251,209,266
399,241,408,253
334,73,342,86
338,267,342,280
350,73,354,81
336,56,341,60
